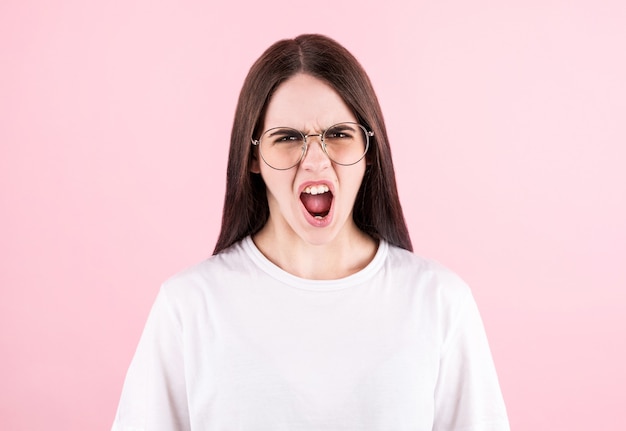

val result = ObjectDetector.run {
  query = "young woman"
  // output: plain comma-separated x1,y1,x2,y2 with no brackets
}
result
112,34,509,430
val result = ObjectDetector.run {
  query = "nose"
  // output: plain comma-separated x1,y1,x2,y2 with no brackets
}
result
300,134,331,170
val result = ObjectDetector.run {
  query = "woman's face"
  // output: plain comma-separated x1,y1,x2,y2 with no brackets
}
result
251,73,367,247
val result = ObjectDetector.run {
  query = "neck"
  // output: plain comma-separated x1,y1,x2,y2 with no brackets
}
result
252,224,378,280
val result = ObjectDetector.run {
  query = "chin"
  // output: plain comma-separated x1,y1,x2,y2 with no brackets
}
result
296,219,351,247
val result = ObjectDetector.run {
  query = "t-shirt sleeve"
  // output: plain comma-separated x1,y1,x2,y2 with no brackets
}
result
433,289,510,431
112,287,190,431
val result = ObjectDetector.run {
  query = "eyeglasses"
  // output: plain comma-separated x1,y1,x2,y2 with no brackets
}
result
251,122,374,170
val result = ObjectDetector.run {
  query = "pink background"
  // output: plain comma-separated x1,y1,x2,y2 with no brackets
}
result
1,0,625,429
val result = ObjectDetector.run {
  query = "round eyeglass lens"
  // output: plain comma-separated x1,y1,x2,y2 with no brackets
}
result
322,122,369,166
258,127,307,170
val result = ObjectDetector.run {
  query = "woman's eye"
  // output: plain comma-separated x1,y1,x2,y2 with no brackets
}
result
275,134,299,143
267,129,302,145
326,130,352,140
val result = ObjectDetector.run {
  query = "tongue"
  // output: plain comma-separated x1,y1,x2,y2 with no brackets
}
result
300,192,332,216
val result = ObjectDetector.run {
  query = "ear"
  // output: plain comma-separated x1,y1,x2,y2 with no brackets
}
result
250,150,261,174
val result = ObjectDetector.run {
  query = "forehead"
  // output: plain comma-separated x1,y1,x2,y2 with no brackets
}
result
263,73,357,130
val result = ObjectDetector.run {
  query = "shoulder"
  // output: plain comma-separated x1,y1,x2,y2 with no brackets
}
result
158,240,253,304
384,243,472,302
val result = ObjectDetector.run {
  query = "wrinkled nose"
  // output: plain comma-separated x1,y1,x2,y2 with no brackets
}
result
300,135,331,170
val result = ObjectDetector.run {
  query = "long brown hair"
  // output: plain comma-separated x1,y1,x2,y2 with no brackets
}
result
213,34,412,254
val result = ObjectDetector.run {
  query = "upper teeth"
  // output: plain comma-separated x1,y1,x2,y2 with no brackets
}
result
303,185,329,195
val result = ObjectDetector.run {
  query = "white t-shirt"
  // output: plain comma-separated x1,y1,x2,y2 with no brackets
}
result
112,237,509,430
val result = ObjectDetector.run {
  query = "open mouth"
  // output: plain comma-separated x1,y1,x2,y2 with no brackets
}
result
300,185,333,219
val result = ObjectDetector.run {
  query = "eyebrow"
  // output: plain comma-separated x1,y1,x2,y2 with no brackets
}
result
265,123,358,136
266,127,302,137
326,124,356,132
